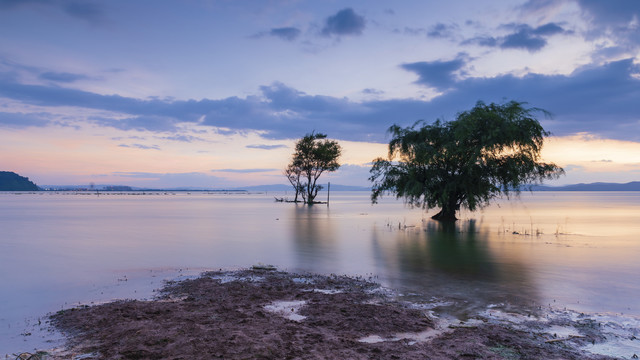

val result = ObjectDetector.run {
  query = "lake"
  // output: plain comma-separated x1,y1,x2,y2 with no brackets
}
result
1,190,639,355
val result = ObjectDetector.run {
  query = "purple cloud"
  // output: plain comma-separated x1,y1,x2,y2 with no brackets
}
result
322,8,365,36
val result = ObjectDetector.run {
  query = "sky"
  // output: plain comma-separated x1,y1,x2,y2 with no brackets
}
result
1,0,639,189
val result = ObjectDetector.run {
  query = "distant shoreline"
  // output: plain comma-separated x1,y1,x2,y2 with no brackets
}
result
529,181,640,191
3,188,640,193
3,180,640,192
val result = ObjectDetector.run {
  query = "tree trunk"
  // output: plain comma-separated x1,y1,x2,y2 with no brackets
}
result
305,174,313,204
306,187,314,204
431,202,458,221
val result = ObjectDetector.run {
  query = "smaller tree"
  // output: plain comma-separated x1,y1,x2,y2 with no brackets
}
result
285,132,342,204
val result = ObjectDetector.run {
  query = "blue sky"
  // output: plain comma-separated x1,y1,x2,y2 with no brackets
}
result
1,0,639,188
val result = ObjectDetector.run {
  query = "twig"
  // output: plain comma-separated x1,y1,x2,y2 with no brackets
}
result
544,335,585,343
448,325,478,329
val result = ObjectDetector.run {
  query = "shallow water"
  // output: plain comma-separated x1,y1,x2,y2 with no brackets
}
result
1,190,639,354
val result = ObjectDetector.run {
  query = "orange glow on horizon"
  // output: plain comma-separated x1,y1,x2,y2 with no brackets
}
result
2,122,639,187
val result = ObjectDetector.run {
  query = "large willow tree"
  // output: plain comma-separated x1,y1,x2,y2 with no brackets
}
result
370,101,564,221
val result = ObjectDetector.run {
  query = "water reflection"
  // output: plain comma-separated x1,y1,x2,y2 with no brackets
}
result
373,220,540,316
403,220,497,277
290,204,338,271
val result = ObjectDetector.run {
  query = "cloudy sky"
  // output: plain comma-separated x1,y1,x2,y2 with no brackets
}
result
1,0,639,188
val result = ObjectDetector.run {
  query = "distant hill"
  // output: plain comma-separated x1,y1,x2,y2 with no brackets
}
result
0,171,39,191
531,181,640,191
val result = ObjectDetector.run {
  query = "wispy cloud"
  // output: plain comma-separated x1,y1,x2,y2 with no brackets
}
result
212,168,277,173
118,143,160,150
269,27,302,41
38,71,91,83
394,26,426,36
253,27,302,42
463,23,569,52
362,88,384,95
0,111,50,128
111,135,146,141
158,134,207,143
427,23,459,39
92,116,180,132
246,144,287,150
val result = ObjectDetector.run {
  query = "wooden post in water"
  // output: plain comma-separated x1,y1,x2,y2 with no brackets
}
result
327,182,330,207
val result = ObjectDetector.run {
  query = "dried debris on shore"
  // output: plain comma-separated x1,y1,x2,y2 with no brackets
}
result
47,268,618,359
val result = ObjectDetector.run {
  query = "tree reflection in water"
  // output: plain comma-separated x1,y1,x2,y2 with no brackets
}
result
290,203,339,272
372,219,541,317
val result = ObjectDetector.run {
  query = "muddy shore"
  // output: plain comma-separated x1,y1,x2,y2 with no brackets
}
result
44,268,618,359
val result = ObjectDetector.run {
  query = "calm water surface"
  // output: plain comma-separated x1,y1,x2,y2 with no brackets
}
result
1,191,639,353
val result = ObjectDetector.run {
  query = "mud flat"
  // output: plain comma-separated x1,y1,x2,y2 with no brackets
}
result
42,268,631,359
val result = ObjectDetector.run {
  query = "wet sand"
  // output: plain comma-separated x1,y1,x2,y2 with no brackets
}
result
44,268,617,359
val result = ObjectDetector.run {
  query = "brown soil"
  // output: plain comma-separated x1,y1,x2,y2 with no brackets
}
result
48,269,616,360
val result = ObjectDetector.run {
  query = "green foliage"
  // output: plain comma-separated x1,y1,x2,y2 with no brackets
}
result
370,101,564,221
286,132,341,204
